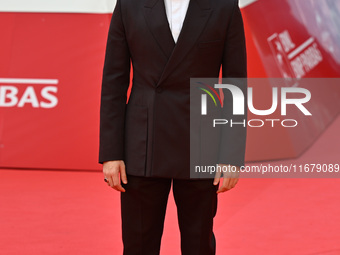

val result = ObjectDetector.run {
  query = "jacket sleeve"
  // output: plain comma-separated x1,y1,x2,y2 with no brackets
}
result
99,0,131,164
219,0,247,168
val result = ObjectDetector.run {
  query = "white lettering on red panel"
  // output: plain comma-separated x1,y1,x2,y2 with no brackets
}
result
0,78,58,108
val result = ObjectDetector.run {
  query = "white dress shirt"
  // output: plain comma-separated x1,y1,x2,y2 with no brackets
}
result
164,0,190,43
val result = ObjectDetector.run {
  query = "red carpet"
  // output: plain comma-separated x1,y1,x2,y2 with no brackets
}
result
1,116,340,255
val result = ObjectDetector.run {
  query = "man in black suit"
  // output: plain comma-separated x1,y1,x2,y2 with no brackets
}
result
99,0,247,254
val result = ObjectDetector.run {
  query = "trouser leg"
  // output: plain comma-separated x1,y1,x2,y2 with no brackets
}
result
172,178,218,255
121,175,171,255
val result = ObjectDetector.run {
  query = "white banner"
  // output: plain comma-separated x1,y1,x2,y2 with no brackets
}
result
0,0,116,13
0,0,255,13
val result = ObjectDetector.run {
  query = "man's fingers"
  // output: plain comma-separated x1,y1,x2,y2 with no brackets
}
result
216,178,239,193
215,165,240,193
103,161,127,192
120,164,128,184
216,186,228,193
217,178,231,193
113,184,126,192
213,171,221,185
217,178,238,193
112,172,126,192
230,178,239,189
105,176,114,187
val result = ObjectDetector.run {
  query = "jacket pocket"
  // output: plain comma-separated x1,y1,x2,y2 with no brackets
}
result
124,104,148,174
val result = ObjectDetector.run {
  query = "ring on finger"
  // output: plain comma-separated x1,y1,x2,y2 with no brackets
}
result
104,178,110,185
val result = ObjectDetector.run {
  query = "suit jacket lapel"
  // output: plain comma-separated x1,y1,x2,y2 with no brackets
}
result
144,0,175,59
157,0,212,85
144,0,212,85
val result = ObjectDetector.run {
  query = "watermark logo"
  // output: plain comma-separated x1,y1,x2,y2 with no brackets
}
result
200,83,311,117
190,78,339,179
197,81,223,115
198,80,312,128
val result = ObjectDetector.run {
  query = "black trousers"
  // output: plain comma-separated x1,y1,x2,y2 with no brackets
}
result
121,175,218,255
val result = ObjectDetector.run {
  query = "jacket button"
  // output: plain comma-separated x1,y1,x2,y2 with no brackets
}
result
156,87,163,93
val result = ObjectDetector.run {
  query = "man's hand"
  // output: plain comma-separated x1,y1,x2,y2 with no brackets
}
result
103,160,127,192
213,164,240,193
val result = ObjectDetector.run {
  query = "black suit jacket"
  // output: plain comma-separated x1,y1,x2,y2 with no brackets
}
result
99,0,247,178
